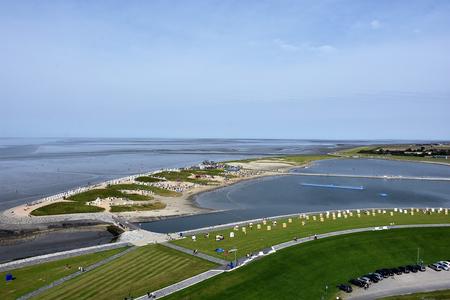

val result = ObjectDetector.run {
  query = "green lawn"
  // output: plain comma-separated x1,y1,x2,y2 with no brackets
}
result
166,227,450,300
173,209,450,259
382,289,450,299
35,244,217,300
68,188,153,202
109,183,181,197
0,247,127,300
30,202,105,216
110,202,166,212
135,176,164,183
152,170,217,185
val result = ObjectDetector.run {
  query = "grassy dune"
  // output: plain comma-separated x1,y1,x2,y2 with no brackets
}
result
35,244,216,300
110,202,166,212
0,247,127,300
166,227,450,300
173,209,450,259
135,176,163,183
109,183,181,197
67,188,152,202
152,169,227,184
30,202,105,216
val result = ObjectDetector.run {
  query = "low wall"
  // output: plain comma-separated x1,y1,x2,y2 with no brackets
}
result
0,241,131,272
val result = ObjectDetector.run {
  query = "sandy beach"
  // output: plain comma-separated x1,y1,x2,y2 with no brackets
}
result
0,160,296,230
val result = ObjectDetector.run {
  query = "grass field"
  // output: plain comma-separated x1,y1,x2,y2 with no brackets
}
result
110,201,166,212
166,227,450,300
135,176,163,183
0,247,127,300
34,244,217,300
110,183,181,197
382,289,450,299
173,209,450,259
30,202,105,216
67,188,152,202
152,170,219,185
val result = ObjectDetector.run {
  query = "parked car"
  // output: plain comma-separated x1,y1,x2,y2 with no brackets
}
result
391,267,402,275
358,277,371,285
375,268,392,277
364,274,379,283
398,266,409,274
370,272,383,281
439,261,450,268
417,264,426,272
349,279,365,288
429,263,442,271
337,284,353,293
437,262,450,271
407,265,419,273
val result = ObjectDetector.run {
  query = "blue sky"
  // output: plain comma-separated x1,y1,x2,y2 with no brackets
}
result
1,0,449,139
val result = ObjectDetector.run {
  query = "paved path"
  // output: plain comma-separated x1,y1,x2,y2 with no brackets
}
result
136,223,450,299
135,269,225,299
347,267,450,299
17,246,137,300
162,242,229,265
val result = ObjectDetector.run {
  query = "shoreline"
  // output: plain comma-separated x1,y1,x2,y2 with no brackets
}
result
0,159,297,230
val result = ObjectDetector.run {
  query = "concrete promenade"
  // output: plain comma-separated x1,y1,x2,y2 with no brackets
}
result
162,242,229,265
135,269,225,300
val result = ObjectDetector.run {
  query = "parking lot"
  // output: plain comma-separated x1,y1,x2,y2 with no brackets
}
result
346,268,450,299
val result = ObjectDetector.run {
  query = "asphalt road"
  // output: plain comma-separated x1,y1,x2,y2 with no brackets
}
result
346,267,450,299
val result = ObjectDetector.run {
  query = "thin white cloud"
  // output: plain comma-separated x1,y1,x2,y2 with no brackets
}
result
274,39,336,54
370,19,382,29
273,39,300,51
313,44,337,54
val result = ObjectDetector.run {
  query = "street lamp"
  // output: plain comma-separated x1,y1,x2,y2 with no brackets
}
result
229,248,238,267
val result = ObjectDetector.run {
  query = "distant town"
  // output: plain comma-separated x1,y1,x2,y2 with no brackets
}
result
359,144,450,159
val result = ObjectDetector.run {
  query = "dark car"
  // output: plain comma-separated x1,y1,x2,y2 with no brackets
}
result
398,266,409,274
375,269,390,278
391,268,402,275
337,284,353,293
406,265,419,273
349,279,365,288
416,264,426,272
365,274,379,283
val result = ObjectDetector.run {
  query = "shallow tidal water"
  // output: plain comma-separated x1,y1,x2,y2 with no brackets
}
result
141,159,450,233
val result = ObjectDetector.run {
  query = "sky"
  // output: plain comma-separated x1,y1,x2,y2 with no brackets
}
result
1,0,449,140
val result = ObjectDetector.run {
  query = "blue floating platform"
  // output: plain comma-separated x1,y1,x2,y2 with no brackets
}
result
300,183,364,190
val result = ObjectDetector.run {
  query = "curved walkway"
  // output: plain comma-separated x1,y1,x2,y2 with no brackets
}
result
136,223,450,299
